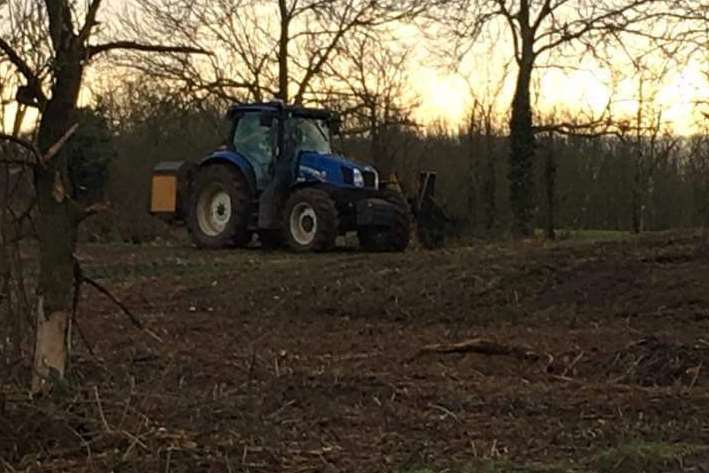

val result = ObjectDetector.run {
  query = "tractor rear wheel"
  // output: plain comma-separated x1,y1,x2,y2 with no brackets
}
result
284,188,338,252
358,190,411,252
187,164,252,249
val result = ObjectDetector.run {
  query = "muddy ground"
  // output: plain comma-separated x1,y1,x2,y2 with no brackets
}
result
3,231,709,472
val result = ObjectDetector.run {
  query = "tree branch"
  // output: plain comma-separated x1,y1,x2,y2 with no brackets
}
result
494,0,522,63
531,0,554,34
78,0,104,45
0,124,78,166
87,41,210,59
81,275,163,343
0,133,39,158
533,121,619,138
535,0,659,55
0,37,47,105
41,123,79,164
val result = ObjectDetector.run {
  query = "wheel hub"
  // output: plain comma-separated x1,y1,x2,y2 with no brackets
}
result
197,185,232,237
290,203,318,246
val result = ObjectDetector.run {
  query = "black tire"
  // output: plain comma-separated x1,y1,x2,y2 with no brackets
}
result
186,164,252,249
358,190,411,252
283,188,339,252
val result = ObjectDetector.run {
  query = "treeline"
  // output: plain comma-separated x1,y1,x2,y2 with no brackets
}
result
72,86,709,243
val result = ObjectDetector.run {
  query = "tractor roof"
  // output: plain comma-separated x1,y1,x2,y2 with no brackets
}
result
227,101,335,121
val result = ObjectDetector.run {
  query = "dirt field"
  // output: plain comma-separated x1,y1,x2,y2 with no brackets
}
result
3,231,709,472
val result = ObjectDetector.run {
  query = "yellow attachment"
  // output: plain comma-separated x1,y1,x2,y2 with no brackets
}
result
150,175,178,213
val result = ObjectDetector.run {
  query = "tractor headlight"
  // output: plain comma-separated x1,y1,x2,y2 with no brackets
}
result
353,169,365,188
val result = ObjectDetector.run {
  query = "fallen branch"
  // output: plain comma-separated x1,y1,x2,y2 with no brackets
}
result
80,273,162,343
410,338,540,362
94,386,111,432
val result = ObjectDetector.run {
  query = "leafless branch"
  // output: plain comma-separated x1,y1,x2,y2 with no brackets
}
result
0,37,47,105
81,275,163,343
87,42,210,59
0,133,39,158
78,0,104,45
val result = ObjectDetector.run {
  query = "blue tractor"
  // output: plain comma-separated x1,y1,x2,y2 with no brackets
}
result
150,101,411,252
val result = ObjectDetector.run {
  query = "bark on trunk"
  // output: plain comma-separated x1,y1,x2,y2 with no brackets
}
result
31,49,83,393
509,55,535,237
32,299,70,392
277,0,290,103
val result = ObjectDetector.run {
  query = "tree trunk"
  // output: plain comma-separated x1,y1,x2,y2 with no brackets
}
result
544,134,557,240
31,51,82,394
277,0,290,103
466,117,480,230
509,53,535,237
631,75,644,235
483,115,496,231
632,151,643,234
370,107,393,180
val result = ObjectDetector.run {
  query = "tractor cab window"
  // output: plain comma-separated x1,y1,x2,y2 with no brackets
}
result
289,118,331,155
233,113,274,188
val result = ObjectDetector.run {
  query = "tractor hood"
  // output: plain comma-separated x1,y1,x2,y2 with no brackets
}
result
297,151,379,190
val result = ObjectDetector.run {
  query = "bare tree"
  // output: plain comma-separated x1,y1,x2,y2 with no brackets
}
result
435,0,681,236
0,0,204,393
462,60,510,232
129,0,425,107
0,143,35,380
322,33,420,179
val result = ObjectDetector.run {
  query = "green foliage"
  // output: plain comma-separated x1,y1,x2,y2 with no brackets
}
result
588,441,706,473
536,229,633,242
66,106,116,202
468,459,571,473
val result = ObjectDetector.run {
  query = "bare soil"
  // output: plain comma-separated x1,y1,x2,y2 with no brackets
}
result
3,231,709,472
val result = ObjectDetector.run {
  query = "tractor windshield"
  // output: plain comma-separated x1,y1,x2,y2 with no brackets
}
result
290,117,332,155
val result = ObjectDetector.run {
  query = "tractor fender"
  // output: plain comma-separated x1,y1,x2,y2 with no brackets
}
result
198,150,258,195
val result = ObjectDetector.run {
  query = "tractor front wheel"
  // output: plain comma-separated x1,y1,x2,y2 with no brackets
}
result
358,190,411,252
187,164,252,249
284,188,339,252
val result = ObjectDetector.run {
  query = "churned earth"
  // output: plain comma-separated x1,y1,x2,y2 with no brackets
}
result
3,231,709,472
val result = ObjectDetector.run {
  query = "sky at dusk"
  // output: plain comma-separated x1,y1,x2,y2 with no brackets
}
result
2,0,707,134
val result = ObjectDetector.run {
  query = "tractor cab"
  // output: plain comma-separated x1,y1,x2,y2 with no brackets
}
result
226,103,379,194
227,104,338,191
150,101,411,252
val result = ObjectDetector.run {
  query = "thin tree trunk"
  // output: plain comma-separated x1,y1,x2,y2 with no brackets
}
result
466,115,480,230
483,115,496,231
544,134,557,240
631,75,645,235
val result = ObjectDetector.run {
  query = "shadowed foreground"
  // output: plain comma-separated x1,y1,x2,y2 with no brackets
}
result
3,231,709,472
